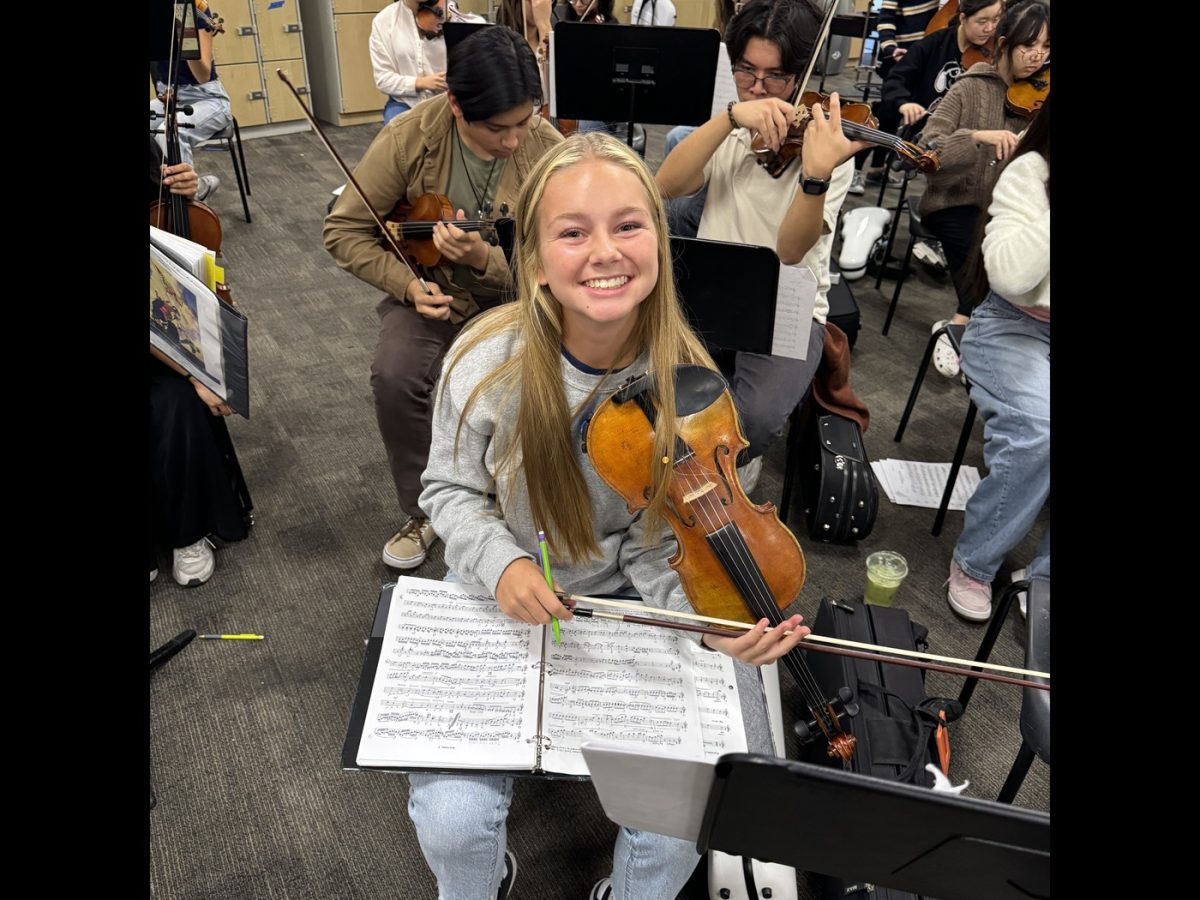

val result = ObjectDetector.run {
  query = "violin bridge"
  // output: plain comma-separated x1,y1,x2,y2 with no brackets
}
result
681,482,717,504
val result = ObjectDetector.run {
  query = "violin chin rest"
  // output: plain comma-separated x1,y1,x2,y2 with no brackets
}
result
674,366,728,416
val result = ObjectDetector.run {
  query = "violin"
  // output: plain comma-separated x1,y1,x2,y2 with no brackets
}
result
195,0,225,35
752,91,940,179
1006,63,1049,118
586,366,858,761
924,0,958,36
961,35,996,70
383,193,504,268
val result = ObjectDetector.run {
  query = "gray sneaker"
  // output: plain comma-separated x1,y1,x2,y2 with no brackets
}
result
196,174,220,202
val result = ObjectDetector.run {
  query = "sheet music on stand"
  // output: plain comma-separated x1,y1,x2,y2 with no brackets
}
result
150,229,250,418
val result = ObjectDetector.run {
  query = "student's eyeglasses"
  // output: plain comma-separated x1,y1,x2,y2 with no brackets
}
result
731,65,793,95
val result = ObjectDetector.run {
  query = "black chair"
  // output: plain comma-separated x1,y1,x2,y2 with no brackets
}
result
875,197,940,335
201,116,252,223
957,578,1051,804
894,322,976,536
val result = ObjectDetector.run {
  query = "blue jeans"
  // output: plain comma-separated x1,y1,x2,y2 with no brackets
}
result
954,293,1050,583
407,773,701,899
150,79,233,167
662,125,707,238
383,97,412,124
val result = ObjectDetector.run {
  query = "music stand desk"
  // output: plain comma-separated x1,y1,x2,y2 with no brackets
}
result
671,236,779,357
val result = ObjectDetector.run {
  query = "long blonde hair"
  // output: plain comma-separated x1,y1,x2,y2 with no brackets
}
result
444,132,715,562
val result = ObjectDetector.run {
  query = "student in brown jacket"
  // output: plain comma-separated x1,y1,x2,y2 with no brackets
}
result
324,26,563,570
918,0,1049,377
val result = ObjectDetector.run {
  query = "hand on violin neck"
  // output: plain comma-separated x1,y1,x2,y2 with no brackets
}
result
406,277,454,320
732,98,794,153
701,614,809,667
799,93,866,182
495,557,573,626
161,162,199,200
433,210,490,272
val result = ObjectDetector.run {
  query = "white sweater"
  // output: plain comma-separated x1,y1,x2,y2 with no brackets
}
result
982,151,1050,311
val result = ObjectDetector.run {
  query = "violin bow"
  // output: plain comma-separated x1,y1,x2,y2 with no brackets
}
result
789,0,841,106
275,69,435,295
556,591,1050,691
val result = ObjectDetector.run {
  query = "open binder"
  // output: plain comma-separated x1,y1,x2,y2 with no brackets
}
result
150,226,250,418
343,578,748,779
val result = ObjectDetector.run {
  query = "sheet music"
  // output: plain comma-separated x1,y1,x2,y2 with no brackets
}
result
356,579,543,769
709,42,737,119
770,264,817,360
540,616,746,776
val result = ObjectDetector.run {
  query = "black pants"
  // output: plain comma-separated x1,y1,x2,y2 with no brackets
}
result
921,205,982,318
149,361,250,556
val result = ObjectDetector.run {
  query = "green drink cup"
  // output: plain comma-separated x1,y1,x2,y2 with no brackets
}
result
864,551,909,606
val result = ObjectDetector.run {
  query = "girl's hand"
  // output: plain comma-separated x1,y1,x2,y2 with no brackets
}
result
899,101,926,127
974,129,1020,161
800,93,870,180
495,558,573,626
703,615,809,667
415,72,447,93
192,378,232,416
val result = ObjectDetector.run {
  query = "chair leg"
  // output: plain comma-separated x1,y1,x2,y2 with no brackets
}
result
233,118,250,196
875,197,905,292
997,741,1035,804
958,580,1026,709
227,140,252,224
882,232,915,336
893,328,942,443
932,399,976,537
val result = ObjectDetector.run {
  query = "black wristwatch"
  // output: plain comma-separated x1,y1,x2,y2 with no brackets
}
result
800,173,831,196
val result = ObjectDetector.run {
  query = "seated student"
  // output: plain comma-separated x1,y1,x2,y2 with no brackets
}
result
324,27,563,572
413,131,809,900
656,0,867,482
370,0,485,125
918,0,1050,377
149,7,231,201
852,0,1003,193
946,92,1050,622
148,141,249,586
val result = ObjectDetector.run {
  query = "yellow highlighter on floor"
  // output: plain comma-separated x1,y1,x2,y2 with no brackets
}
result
537,530,561,644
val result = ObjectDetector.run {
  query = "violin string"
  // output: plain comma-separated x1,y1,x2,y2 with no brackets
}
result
667,436,832,717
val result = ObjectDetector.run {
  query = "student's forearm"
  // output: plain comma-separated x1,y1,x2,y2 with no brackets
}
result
654,113,736,198
777,191,825,265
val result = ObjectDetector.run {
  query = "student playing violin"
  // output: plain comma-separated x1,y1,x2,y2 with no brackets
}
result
656,0,868,483
324,27,563,573
413,131,808,900
918,0,1049,377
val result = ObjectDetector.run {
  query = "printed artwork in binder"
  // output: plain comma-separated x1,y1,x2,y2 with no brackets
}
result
355,577,748,776
150,256,209,372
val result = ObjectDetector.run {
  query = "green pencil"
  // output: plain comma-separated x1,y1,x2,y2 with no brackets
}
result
537,530,561,643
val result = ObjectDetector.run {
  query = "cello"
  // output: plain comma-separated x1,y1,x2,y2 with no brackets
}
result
587,366,860,760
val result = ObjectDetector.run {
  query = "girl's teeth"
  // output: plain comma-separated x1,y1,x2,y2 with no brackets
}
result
585,277,629,288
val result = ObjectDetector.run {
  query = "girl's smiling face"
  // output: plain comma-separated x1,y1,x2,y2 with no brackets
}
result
536,158,659,342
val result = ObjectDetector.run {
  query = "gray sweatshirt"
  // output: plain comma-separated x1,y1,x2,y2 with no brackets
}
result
419,325,776,755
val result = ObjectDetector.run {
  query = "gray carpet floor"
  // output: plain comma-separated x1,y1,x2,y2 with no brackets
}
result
150,69,1049,899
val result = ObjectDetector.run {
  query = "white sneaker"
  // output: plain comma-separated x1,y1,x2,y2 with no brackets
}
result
382,517,437,569
931,320,961,379
172,537,215,587
589,877,612,900
913,239,948,272
150,568,159,584
847,172,866,195
1011,567,1029,620
195,174,220,202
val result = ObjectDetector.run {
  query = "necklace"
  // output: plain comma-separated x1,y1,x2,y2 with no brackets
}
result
454,126,500,219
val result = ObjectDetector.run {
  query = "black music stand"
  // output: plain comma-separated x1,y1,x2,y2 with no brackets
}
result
553,23,720,149
150,629,198,809
671,237,779,358
698,754,1051,900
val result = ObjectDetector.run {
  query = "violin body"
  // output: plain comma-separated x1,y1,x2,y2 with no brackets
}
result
587,367,805,624
961,36,996,70
924,0,958,36
384,193,455,267
1007,64,1049,118
150,198,224,257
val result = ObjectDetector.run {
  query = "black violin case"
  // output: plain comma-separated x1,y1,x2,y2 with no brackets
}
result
798,410,879,543
802,598,963,900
